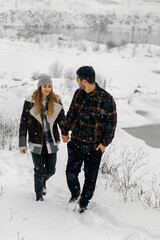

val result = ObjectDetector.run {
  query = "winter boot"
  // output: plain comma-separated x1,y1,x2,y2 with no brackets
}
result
79,205,87,213
69,196,78,203
36,195,43,201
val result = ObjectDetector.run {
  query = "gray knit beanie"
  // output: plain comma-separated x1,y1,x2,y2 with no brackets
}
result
37,73,52,88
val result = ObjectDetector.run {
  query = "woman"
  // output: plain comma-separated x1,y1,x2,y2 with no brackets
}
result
19,73,66,201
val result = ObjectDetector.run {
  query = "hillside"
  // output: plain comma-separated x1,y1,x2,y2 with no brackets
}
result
0,0,160,30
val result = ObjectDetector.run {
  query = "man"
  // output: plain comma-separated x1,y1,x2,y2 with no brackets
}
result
62,66,117,213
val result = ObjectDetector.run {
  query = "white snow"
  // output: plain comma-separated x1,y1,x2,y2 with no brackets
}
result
0,0,160,30
0,1,160,239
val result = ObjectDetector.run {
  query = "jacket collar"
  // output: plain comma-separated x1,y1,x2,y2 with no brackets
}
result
29,100,62,126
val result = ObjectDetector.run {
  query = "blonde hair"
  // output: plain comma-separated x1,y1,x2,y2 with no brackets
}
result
32,87,60,116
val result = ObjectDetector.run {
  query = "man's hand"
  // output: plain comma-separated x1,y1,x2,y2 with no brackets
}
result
96,143,106,153
62,135,69,143
20,149,26,154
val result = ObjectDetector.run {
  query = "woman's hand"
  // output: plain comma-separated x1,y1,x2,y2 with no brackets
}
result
20,150,26,154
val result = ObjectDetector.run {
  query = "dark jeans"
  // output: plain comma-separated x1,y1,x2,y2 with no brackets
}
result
31,143,57,197
66,141,102,208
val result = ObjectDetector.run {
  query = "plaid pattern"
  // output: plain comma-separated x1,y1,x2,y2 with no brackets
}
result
32,100,58,154
64,83,117,149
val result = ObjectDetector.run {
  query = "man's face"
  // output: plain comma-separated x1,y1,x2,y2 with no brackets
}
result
76,74,86,90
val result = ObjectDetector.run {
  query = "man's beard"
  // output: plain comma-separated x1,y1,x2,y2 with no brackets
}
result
79,82,86,90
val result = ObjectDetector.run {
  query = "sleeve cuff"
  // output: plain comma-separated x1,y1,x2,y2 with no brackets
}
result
19,146,27,150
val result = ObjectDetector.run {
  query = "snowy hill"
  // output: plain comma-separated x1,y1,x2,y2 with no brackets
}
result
0,37,160,239
0,0,160,30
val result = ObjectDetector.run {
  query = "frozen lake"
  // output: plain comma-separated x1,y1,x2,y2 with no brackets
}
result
123,125,160,148
3,26,160,46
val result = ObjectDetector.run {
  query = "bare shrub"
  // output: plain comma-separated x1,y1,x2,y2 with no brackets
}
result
143,173,160,209
17,232,25,240
49,60,63,78
127,93,134,104
0,186,7,197
100,144,120,189
0,115,18,150
78,42,88,52
116,146,148,202
107,40,117,49
31,71,40,81
9,208,17,222
96,73,106,89
64,68,75,80
63,68,76,91
92,43,100,52
101,145,148,203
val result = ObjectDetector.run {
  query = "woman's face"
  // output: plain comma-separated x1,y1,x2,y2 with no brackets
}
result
41,84,52,97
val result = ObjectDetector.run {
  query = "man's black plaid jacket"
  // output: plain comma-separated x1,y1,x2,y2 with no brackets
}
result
64,83,117,149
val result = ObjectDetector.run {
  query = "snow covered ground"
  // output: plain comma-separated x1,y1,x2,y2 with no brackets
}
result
0,36,160,240
0,142,160,240
0,38,159,127
0,1,160,238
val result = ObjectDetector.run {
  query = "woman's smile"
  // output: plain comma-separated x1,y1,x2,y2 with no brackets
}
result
41,84,52,97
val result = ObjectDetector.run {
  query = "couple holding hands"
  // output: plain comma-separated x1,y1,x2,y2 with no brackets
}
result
19,66,117,213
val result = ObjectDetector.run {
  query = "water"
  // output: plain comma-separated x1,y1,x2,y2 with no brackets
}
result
123,125,160,149
56,26,160,46
4,25,160,46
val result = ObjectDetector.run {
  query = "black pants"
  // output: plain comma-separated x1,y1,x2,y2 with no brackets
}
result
31,143,57,197
66,141,102,208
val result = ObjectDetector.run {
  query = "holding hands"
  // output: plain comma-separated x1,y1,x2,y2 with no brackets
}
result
20,149,26,154
20,134,70,155
62,135,69,143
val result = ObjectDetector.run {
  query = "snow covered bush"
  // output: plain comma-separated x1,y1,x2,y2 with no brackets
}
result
17,232,24,240
143,173,160,210
100,144,120,189
64,68,76,91
64,68,75,80
92,43,100,52
0,115,18,150
0,186,7,197
96,73,106,89
107,40,117,49
101,145,148,203
49,60,63,78
78,42,88,52
117,146,148,202
31,71,40,81
96,74,114,90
